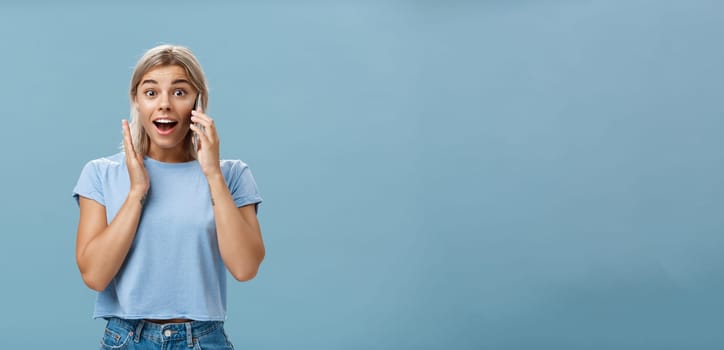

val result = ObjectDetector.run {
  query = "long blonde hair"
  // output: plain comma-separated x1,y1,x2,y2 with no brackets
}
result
128,44,209,159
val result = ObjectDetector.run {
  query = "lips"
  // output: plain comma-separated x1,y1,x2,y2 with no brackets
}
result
152,118,179,135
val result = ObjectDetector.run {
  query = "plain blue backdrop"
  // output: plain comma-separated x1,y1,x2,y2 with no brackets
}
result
1,1,723,349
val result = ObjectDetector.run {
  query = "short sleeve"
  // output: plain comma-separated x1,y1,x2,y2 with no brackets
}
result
225,160,263,210
73,161,105,206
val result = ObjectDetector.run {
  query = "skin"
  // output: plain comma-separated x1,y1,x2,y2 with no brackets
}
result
75,65,265,296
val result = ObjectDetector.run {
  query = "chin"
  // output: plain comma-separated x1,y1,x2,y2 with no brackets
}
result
150,138,185,149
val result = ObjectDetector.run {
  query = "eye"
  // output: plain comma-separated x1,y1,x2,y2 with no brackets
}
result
173,89,186,97
144,90,156,97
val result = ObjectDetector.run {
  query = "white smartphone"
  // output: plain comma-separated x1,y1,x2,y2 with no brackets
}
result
192,93,205,151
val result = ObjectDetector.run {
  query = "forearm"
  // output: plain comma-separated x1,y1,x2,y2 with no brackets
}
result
207,173,265,281
78,192,145,291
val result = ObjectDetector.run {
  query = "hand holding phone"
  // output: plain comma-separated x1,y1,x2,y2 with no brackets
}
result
192,93,205,151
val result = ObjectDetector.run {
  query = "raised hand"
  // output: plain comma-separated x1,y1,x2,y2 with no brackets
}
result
122,120,150,200
190,108,222,178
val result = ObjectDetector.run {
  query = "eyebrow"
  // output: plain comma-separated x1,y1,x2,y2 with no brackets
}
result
140,79,192,86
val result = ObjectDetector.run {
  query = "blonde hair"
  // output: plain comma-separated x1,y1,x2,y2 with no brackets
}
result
128,44,209,159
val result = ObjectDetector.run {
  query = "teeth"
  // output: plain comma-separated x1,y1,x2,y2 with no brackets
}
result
155,119,175,124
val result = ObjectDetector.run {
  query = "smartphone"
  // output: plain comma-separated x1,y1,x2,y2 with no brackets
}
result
192,93,205,151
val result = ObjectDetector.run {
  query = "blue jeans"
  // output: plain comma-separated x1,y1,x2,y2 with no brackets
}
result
99,317,234,350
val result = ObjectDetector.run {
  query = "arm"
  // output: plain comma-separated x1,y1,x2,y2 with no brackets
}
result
208,173,265,281
76,192,145,291
75,120,150,291
191,110,265,281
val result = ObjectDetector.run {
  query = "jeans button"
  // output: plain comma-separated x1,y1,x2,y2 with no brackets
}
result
164,329,172,337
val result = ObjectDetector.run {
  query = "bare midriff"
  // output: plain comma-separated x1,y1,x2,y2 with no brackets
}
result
144,318,193,324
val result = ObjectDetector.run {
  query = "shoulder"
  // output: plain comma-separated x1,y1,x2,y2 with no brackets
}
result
219,159,262,201
220,159,250,174
219,159,259,187
74,153,125,203
81,152,125,173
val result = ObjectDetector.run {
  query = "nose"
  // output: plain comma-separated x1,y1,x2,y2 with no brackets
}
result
157,92,171,111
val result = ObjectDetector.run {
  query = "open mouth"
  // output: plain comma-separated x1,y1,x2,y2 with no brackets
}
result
153,119,179,134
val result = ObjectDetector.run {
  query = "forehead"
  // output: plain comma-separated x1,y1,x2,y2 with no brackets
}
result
140,65,189,83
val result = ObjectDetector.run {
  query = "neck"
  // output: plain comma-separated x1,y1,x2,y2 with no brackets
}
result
146,146,193,163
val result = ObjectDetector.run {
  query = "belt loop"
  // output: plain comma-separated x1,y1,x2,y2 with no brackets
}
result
186,322,194,348
134,320,144,343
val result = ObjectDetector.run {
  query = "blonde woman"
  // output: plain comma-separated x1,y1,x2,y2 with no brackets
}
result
73,44,264,350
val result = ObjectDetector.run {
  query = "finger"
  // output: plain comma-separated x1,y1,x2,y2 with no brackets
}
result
190,123,212,148
191,114,218,140
190,110,215,127
122,120,136,158
136,151,145,165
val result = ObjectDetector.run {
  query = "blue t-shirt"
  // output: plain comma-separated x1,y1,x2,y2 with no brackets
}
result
72,152,262,320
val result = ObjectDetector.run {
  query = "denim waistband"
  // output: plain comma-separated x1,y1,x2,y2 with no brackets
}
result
106,317,224,346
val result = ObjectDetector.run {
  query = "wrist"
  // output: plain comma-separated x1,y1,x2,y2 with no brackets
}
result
205,169,224,181
128,189,148,205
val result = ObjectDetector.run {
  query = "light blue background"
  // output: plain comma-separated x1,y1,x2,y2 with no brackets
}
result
1,1,723,349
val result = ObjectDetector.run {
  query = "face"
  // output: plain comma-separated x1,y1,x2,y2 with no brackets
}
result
134,65,197,160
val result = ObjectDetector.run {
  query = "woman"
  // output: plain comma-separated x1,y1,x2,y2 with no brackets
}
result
73,44,264,349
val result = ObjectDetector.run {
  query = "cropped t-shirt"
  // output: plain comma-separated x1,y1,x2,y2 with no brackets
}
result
72,152,262,320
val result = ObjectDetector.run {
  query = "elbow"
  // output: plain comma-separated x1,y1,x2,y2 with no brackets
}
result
231,269,259,282
230,253,265,282
80,271,109,292
77,255,109,292
83,278,108,292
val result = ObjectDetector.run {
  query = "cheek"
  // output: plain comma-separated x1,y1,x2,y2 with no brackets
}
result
135,101,154,117
178,106,194,123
